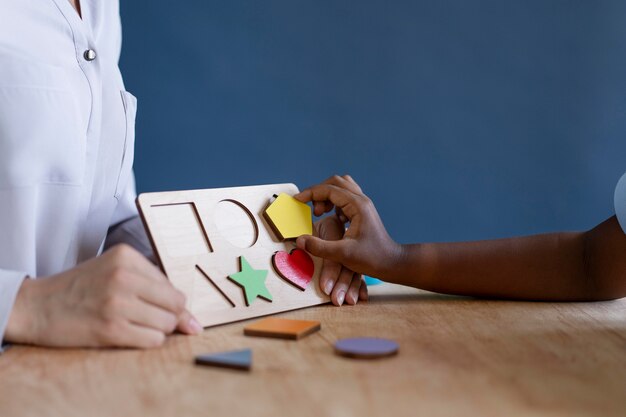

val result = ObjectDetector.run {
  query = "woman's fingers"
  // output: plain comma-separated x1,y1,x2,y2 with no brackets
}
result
124,298,179,334
108,244,166,282
132,277,187,315
176,309,203,335
126,271,200,335
104,321,167,349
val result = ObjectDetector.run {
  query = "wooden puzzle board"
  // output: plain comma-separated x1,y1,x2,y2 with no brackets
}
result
136,183,329,327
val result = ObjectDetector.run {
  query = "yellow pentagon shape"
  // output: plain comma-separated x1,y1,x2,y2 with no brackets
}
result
264,193,313,240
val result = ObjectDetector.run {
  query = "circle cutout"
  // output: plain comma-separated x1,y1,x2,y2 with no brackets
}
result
214,199,259,248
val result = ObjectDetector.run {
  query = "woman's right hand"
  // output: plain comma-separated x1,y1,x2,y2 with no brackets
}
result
295,175,404,282
5,244,202,348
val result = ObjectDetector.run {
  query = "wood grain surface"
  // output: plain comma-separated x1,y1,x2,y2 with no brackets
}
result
1,283,625,417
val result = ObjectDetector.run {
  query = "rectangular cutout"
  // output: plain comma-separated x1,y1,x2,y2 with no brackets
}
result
151,203,212,257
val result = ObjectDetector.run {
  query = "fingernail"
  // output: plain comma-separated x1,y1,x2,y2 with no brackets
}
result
189,317,202,334
324,281,333,295
337,290,345,306
347,293,356,305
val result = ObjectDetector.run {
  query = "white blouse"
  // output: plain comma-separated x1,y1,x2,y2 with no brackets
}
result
0,0,146,344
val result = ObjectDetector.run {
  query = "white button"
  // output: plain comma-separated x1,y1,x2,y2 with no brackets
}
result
83,49,97,61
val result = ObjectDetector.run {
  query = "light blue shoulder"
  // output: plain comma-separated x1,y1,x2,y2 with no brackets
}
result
615,173,626,233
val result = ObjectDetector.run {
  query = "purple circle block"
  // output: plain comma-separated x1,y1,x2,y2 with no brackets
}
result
334,337,399,359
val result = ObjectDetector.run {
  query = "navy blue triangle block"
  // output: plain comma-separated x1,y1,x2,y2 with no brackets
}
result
194,348,252,371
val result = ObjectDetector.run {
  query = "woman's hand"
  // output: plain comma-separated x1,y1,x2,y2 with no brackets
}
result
5,244,202,348
314,215,368,306
296,175,403,282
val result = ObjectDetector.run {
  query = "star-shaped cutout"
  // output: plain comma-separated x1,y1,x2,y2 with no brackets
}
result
228,256,273,306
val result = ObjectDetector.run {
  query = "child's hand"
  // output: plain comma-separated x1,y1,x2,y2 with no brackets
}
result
314,215,368,306
295,175,403,282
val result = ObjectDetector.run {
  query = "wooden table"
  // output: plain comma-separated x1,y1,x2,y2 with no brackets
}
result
1,283,625,417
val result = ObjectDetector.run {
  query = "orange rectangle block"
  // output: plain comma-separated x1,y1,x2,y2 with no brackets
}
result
243,317,321,340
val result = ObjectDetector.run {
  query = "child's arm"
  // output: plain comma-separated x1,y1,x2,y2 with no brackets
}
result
295,175,626,301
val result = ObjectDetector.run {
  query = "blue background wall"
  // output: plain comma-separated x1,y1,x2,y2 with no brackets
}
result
120,1,626,243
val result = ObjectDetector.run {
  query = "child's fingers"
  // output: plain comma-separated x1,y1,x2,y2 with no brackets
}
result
323,174,363,195
358,278,369,301
296,235,350,264
318,259,342,296
341,175,363,193
313,201,326,216
331,267,356,306
296,184,353,206
345,274,362,305
335,207,349,224
295,175,364,215
313,200,335,217
296,184,362,219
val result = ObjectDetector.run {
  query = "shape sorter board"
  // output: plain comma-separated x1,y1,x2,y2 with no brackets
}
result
136,183,329,328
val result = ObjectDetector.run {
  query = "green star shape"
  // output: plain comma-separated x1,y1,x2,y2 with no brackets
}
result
228,256,273,306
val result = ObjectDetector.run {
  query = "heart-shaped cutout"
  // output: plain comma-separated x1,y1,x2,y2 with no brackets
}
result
272,249,315,291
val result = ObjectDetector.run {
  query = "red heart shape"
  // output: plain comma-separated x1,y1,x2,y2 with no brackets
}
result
272,249,315,291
